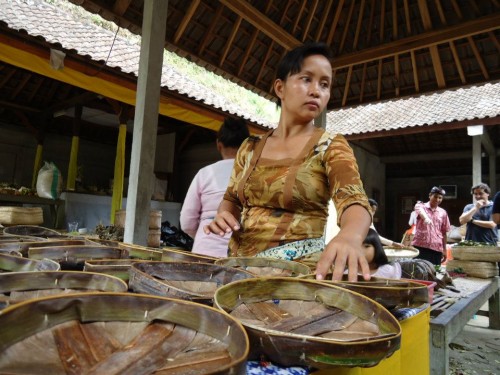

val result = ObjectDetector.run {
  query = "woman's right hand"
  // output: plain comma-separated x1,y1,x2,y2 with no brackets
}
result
203,211,240,236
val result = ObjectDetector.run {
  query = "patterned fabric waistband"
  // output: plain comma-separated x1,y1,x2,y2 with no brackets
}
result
255,237,324,261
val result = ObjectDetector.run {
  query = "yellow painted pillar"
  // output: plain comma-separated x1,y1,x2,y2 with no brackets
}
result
66,136,79,191
32,144,43,189
110,123,127,224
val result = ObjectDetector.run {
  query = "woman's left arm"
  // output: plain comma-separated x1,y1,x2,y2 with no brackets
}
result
316,134,372,281
316,204,371,281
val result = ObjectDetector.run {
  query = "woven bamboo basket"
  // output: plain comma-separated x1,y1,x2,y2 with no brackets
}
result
0,271,127,310
0,249,23,257
215,256,312,277
0,252,60,273
0,207,43,225
84,259,146,282
0,239,87,257
214,277,401,369
299,274,429,310
118,243,163,260
129,261,254,305
0,293,249,374
0,235,47,243
28,245,129,271
451,246,500,262
446,259,499,278
161,247,218,263
3,225,65,239
383,246,419,262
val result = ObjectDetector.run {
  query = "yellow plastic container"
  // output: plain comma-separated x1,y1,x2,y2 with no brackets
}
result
313,307,430,375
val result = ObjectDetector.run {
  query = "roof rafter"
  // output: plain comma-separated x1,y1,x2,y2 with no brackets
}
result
219,0,300,50
331,12,500,69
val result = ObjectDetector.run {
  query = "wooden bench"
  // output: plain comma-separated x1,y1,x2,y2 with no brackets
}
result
430,276,500,375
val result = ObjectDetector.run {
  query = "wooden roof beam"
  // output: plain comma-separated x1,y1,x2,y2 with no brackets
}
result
237,1,274,77
220,16,242,67
113,0,133,16
173,0,201,44
330,13,500,69
418,0,446,88
326,0,345,45
314,0,334,41
219,0,300,50
302,0,319,42
199,4,224,56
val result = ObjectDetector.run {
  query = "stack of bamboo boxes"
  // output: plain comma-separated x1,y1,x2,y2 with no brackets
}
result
449,244,500,278
114,210,162,248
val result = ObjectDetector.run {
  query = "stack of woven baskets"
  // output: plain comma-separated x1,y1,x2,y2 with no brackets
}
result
115,209,162,248
449,244,500,278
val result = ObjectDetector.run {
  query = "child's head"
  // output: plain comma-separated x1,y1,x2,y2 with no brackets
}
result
363,228,389,267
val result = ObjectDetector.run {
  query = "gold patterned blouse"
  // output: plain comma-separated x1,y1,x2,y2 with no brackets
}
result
223,127,370,257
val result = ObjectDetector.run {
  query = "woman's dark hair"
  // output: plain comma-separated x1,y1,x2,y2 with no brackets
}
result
368,198,378,208
363,228,389,267
275,42,333,107
217,117,250,148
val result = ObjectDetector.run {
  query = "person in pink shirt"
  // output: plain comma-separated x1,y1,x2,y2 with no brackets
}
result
180,117,249,257
411,186,451,265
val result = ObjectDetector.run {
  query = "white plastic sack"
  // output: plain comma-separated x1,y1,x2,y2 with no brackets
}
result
36,162,63,199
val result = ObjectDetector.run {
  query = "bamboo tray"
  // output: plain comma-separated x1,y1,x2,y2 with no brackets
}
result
0,271,127,310
84,259,146,282
161,247,218,263
215,256,311,277
0,239,87,256
129,261,253,305
383,247,419,261
214,277,401,369
446,259,499,278
0,252,60,273
118,243,163,260
28,245,129,270
451,246,500,262
300,274,429,310
0,293,249,374
3,225,66,238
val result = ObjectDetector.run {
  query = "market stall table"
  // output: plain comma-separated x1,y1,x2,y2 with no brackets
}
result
430,276,500,375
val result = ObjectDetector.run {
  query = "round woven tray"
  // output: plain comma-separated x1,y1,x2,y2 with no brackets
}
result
215,256,311,277
129,261,253,305
0,293,249,374
214,277,401,369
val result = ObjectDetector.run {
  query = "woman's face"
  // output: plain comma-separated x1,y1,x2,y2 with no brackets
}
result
275,54,332,122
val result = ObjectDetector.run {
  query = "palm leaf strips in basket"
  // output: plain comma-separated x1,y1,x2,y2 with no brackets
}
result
0,270,128,310
129,261,253,305
0,293,249,375
214,277,401,369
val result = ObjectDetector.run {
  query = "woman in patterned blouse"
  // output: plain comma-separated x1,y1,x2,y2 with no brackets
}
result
204,42,372,281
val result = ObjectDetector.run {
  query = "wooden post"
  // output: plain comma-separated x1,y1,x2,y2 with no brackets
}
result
124,0,168,245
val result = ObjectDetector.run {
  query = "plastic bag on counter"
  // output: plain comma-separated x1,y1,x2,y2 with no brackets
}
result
36,161,63,199
160,221,193,251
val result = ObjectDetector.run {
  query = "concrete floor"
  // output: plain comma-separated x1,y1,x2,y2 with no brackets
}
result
448,307,500,375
